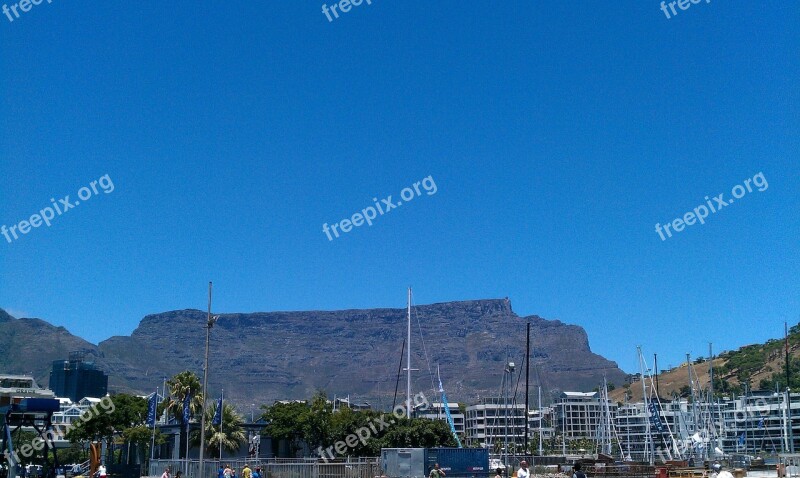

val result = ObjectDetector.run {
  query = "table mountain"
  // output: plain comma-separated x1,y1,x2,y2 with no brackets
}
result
0,299,627,408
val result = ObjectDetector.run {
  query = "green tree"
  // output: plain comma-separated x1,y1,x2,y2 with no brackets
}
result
377,416,457,450
261,401,309,457
123,426,166,469
303,391,332,451
163,371,203,458
190,402,246,456
56,444,86,465
66,394,151,465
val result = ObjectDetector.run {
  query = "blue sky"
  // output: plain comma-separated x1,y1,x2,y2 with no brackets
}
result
1,1,798,374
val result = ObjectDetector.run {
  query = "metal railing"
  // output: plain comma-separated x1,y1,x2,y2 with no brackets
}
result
149,458,380,478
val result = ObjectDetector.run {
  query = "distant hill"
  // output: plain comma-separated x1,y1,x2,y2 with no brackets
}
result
610,325,800,403
0,300,627,407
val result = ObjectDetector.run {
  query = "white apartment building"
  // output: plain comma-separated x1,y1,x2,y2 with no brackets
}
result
418,402,465,436
465,397,527,449
554,391,617,440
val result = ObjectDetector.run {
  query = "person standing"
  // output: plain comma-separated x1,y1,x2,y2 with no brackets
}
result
252,467,262,478
242,464,252,478
160,468,171,478
97,464,107,478
494,468,503,478
712,463,733,478
223,465,232,478
218,466,224,478
517,461,529,478
572,463,586,478
429,464,446,478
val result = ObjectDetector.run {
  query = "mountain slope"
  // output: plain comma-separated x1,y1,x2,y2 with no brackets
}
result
0,301,627,407
610,328,800,403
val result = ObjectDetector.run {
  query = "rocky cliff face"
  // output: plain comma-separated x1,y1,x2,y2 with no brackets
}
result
0,300,627,407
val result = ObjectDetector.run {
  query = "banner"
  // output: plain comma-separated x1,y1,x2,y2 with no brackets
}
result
183,393,191,430
212,396,223,426
649,402,665,433
146,392,157,427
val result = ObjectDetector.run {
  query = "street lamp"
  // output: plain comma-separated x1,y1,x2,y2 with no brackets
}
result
199,281,219,478
504,361,515,470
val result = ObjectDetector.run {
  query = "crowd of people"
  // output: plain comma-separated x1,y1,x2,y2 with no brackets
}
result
160,464,263,478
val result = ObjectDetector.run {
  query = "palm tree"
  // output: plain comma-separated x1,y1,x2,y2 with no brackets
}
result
164,371,204,421
163,371,203,458
190,402,246,456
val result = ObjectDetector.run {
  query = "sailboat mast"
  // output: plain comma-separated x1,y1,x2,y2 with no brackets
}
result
638,347,653,464
786,322,794,452
538,386,543,455
525,322,530,453
407,287,412,416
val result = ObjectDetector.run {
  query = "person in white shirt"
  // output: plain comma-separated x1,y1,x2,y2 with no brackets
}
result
712,463,733,478
517,461,529,478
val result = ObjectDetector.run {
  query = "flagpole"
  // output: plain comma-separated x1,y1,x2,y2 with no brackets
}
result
186,415,189,477
184,393,191,478
150,388,157,461
219,390,223,462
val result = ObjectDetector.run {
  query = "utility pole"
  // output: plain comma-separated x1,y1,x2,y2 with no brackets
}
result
787,322,795,452
654,354,660,397
200,282,219,478
525,322,530,454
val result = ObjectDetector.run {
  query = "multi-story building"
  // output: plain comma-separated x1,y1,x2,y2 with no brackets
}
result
418,402,465,437
718,390,800,455
527,407,555,441
465,397,526,450
616,399,703,461
48,352,108,402
554,391,617,441
51,397,112,427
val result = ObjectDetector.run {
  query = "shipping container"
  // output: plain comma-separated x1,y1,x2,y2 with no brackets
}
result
381,448,489,478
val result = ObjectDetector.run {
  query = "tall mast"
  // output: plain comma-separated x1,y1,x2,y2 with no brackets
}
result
538,386,543,456
407,287,412,416
525,322,530,454
786,322,794,452
638,347,653,464
654,354,659,397
708,343,714,402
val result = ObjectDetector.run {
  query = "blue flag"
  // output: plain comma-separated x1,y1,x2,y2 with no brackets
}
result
146,392,158,427
648,402,665,433
212,396,223,426
183,393,191,429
